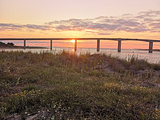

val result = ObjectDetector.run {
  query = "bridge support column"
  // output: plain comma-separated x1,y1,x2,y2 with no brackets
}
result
118,40,121,52
50,40,52,50
149,41,153,53
24,40,26,50
74,39,77,51
97,39,100,52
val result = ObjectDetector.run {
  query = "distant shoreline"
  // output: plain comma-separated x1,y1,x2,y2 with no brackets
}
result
0,46,48,49
137,49,160,52
0,41,47,49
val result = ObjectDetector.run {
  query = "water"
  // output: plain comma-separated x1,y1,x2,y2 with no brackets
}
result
1,39,160,63
1,47,160,64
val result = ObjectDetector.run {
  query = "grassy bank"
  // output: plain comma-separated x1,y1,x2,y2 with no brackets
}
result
0,51,160,119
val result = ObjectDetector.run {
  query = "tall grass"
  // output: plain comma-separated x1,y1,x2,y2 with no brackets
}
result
0,51,160,119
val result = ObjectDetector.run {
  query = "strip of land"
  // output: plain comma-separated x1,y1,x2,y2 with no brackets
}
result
137,49,160,52
0,42,47,49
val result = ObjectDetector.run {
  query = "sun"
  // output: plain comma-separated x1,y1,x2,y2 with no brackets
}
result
70,39,75,43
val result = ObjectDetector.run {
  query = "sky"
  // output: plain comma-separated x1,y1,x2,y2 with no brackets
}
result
0,0,160,48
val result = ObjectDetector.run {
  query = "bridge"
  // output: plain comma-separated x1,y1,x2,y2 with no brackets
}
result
0,38,160,53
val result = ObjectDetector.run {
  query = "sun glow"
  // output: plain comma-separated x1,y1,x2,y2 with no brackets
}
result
70,39,75,43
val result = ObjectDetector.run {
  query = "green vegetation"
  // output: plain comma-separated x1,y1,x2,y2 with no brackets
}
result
0,42,14,48
0,51,160,119
0,41,47,49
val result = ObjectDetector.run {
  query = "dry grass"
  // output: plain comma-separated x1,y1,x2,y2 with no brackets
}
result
0,51,160,119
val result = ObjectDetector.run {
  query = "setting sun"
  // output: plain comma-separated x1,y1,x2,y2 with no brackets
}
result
70,39,79,43
70,39,75,43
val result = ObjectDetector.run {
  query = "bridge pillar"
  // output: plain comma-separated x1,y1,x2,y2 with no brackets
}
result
74,39,77,51
50,40,52,50
97,39,100,52
118,40,121,52
149,41,153,53
24,40,26,50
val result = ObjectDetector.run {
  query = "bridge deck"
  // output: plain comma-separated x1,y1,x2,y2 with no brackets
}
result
0,38,160,42
0,38,160,53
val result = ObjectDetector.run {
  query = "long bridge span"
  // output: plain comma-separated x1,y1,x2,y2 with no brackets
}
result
0,38,160,53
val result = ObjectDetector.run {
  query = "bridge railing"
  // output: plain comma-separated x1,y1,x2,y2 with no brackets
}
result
0,38,160,53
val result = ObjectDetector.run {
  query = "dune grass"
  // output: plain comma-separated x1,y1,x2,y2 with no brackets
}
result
0,50,160,119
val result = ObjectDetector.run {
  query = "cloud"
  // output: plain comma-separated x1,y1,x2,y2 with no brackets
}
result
0,10,160,35
24,24,51,30
88,23,120,30
150,22,160,28
136,10,160,19
0,23,51,31
0,23,23,30
46,10,160,34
